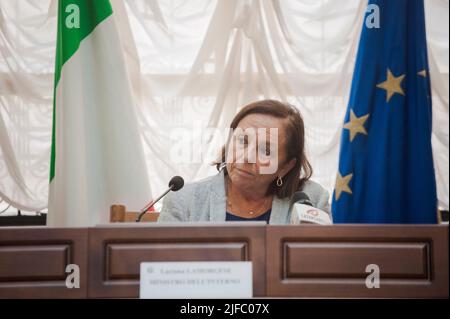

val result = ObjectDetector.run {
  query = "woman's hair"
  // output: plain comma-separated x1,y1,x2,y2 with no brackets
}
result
214,99,312,199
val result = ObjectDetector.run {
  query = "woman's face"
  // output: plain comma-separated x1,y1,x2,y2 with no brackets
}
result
225,113,296,193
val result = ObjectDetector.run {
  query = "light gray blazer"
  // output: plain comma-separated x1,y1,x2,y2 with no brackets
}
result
158,170,332,225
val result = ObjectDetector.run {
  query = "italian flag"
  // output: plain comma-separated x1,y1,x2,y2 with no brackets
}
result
48,0,151,226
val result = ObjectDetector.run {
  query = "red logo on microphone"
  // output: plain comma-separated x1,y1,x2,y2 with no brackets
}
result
307,209,319,217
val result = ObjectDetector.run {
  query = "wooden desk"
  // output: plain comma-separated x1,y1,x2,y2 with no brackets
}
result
0,224,448,298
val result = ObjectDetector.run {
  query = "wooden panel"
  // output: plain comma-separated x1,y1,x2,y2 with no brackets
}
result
0,227,88,298
285,242,428,279
0,245,69,281
88,223,266,298
267,225,449,298
107,243,246,279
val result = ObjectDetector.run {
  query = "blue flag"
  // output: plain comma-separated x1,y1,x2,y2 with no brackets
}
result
332,0,438,223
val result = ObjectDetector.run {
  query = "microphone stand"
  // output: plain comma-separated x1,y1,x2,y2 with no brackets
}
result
136,185,174,222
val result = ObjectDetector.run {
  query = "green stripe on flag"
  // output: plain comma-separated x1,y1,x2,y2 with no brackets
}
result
50,0,113,182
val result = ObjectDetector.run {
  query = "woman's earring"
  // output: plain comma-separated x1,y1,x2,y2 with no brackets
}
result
276,176,283,187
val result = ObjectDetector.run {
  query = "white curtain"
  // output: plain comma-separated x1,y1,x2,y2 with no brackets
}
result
0,0,448,213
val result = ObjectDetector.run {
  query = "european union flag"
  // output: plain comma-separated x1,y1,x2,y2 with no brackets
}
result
332,0,438,223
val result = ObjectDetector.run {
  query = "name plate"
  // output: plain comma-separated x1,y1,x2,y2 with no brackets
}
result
140,261,253,299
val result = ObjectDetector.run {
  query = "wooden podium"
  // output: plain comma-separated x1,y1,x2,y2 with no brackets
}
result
0,224,448,298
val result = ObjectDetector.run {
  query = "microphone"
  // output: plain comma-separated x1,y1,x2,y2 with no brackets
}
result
136,176,184,222
290,192,332,225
